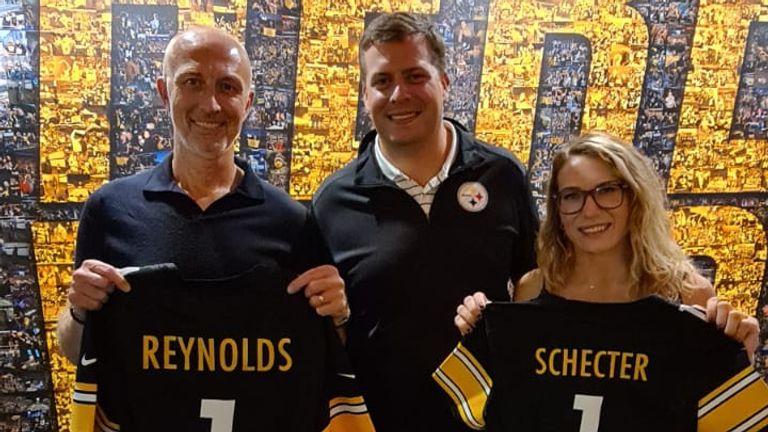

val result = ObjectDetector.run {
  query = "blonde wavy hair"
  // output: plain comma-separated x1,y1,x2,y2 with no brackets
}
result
538,132,698,301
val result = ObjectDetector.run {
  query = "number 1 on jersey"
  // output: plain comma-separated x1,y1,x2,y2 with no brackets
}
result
573,394,603,432
200,399,235,432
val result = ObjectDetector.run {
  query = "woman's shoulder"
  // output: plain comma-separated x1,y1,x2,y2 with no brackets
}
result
681,271,715,307
514,269,544,302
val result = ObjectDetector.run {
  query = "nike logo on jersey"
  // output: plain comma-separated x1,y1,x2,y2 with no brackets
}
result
337,373,356,379
367,321,379,339
81,354,97,366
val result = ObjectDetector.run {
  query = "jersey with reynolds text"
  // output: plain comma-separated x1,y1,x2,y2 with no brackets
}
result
70,263,351,432
434,290,768,432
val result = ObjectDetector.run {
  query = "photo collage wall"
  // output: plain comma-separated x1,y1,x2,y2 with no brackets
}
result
1,0,767,429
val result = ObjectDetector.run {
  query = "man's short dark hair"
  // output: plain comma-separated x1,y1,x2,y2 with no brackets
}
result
358,12,446,79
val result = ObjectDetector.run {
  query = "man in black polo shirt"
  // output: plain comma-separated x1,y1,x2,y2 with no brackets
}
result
57,26,349,381
310,13,538,432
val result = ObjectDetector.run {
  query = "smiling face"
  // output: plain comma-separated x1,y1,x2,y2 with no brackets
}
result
362,34,448,150
557,154,632,259
157,28,254,161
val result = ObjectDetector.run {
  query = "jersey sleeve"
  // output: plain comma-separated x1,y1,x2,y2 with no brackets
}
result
70,312,122,432
322,324,375,432
323,373,375,432
432,322,492,430
698,365,768,432
677,304,768,431
70,312,98,432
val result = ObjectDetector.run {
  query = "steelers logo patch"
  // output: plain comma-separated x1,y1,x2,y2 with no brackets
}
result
457,182,489,212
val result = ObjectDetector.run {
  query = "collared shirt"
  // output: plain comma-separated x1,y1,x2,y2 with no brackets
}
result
143,155,264,204
76,154,312,279
311,117,538,432
374,121,458,216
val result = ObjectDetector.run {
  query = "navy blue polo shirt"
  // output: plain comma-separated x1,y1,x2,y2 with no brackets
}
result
75,154,316,278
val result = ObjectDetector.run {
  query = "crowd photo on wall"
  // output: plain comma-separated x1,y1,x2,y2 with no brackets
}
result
1,0,768,431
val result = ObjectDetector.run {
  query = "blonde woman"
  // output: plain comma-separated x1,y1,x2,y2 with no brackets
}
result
456,132,758,356
440,132,765,431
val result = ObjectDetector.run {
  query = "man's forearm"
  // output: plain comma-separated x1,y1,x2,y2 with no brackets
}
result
56,306,84,364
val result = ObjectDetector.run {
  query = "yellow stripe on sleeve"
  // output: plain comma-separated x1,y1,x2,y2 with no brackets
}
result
329,395,366,409
95,404,121,432
700,366,755,406
74,382,97,393
457,342,493,389
698,367,768,432
325,395,375,432
432,342,492,430
70,400,96,432
742,411,768,432
71,380,97,432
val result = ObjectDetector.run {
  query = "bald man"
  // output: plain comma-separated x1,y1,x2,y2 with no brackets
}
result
57,26,348,364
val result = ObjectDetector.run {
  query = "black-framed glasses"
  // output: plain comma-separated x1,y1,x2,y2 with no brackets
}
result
555,182,629,215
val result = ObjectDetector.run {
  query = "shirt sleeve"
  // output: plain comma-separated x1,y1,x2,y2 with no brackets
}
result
74,193,106,267
508,162,538,285
69,314,99,432
70,195,116,431
432,321,493,430
289,204,334,273
677,304,768,431
322,324,375,432
697,365,768,431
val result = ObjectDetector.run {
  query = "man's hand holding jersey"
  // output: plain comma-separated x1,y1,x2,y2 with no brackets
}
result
68,259,131,315
287,264,351,328
70,260,352,327
57,259,131,363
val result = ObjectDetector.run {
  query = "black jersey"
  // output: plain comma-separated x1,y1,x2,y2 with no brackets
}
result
434,291,768,431
70,263,370,432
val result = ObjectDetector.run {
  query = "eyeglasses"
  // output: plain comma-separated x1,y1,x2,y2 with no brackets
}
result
555,182,629,215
